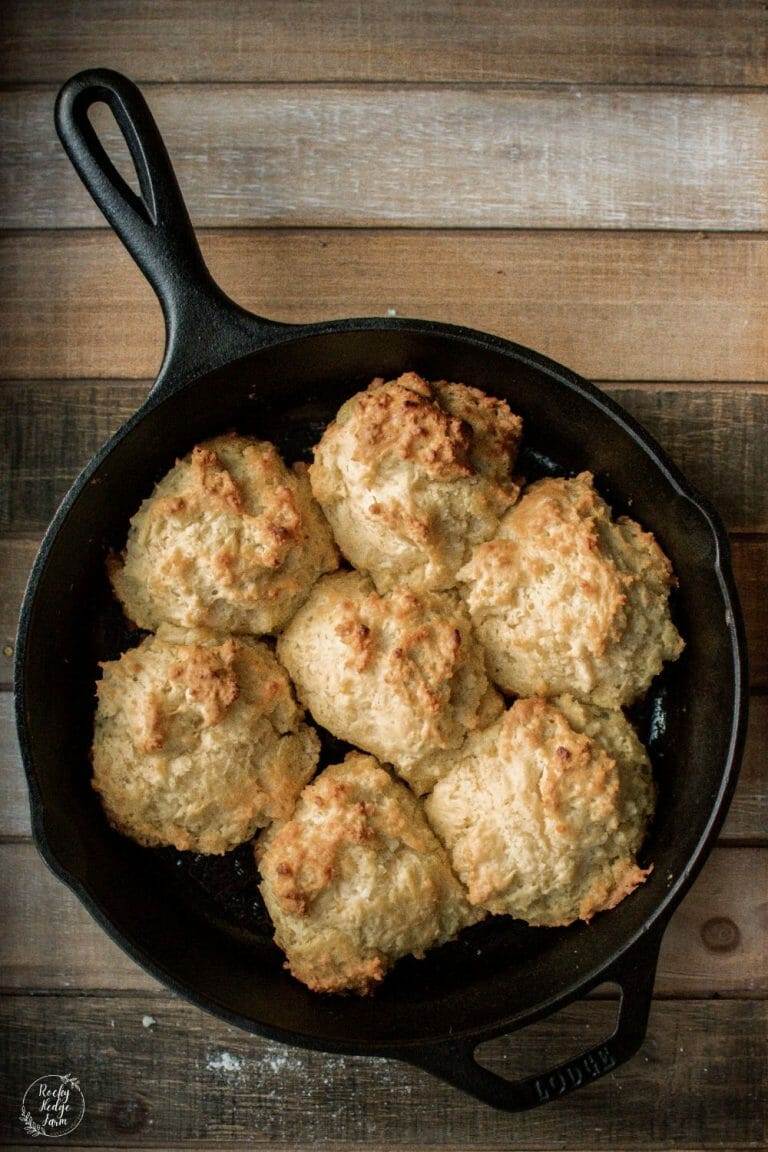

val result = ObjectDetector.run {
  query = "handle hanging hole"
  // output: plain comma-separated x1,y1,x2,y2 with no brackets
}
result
86,102,142,199
474,981,622,1097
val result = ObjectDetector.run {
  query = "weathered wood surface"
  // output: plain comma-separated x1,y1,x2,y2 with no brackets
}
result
1,841,764,997
731,541,768,689
724,695,768,843
1,995,765,1148
1,4,766,1145
0,695,26,838
4,86,767,231
2,231,766,382
3,379,767,535
3,0,766,86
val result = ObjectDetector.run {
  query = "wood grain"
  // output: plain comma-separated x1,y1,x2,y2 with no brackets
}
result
3,379,767,534
731,540,768,689
2,231,766,382
2,5,766,1147
1,994,765,1148
10,536,768,692
608,383,768,535
0,695,27,839
0,842,160,992
1,691,764,843
2,0,766,85
726,695,768,843
0,842,764,997
4,86,768,231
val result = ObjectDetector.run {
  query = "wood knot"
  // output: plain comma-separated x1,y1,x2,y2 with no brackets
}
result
109,1096,149,1133
700,915,740,953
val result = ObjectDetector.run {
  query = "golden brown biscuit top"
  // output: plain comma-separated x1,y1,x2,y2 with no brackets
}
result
333,580,466,715
434,379,523,482
327,371,522,487
257,753,479,994
308,373,522,592
276,571,503,792
165,438,311,573
424,696,654,926
98,628,305,759
495,697,620,830
91,628,320,854
111,434,339,635
352,373,473,481
261,755,442,918
459,471,683,705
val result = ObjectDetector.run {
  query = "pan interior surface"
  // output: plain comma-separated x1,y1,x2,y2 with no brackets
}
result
19,327,740,1048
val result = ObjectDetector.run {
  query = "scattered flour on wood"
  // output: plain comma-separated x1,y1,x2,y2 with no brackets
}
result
206,1051,244,1076
202,1045,397,1099
259,1049,306,1075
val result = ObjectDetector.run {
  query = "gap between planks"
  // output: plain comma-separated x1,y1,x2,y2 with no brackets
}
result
4,81,768,95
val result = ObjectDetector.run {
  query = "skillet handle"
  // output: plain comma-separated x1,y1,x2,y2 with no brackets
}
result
400,926,663,1112
54,68,287,397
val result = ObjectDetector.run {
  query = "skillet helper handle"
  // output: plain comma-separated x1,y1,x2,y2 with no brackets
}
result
402,927,663,1112
54,68,284,395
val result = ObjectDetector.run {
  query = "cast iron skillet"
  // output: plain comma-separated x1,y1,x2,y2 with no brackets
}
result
15,69,747,1112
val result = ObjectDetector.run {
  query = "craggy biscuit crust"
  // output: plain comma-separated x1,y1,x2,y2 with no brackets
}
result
111,434,338,635
309,372,522,592
92,627,320,853
277,570,503,793
425,696,654,926
94,380,676,991
257,753,480,994
458,472,683,706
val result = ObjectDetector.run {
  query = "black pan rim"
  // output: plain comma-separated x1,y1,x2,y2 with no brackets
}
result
14,315,750,1054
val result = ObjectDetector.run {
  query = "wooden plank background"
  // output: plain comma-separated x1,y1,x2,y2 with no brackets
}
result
2,1,767,85
5,86,768,230
3,233,766,381
0,2,765,1149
